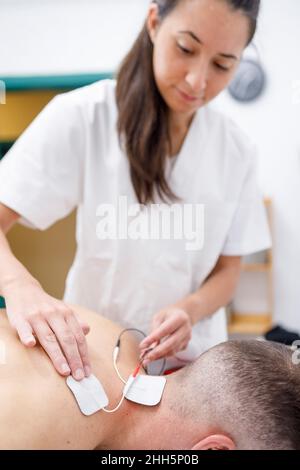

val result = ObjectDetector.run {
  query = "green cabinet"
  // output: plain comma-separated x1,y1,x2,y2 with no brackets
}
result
0,141,14,160
0,141,13,309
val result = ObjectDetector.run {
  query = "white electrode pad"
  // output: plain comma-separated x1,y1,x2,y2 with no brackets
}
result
124,375,167,406
66,374,109,416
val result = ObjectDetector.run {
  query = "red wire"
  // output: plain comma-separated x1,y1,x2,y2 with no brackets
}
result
132,346,154,378
132,363,142,378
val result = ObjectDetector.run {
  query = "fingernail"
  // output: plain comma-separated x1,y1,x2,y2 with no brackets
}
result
84,366,91,377
24,336,35,346
61,363,71,375
74,369,84,381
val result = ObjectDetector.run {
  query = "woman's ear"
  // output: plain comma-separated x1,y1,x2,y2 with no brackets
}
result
146,3,160,44
191,435,236,451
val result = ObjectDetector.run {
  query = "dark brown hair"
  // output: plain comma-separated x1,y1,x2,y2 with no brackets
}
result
116,0,261,205
174,340,300,450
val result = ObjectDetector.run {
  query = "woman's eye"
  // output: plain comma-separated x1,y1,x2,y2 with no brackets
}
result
177,44,193,55
215,63,230,72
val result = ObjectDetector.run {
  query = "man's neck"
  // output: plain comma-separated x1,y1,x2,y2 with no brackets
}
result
99,377,195,450
65,309,195,450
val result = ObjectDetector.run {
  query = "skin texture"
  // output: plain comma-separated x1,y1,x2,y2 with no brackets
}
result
0,304,237,450
0,305,142,450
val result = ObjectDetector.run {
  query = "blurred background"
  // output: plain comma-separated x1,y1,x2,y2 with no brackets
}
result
0,0,299,339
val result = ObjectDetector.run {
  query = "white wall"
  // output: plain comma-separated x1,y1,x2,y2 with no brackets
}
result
0,0,299,330
0,0,149,75
213,0,300,331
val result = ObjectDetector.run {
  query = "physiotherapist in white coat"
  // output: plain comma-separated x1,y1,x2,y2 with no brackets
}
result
0,0,271,379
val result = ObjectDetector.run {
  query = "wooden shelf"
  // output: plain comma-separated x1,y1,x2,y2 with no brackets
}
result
228,313,272,335
229,198,273,336
242,263,272,272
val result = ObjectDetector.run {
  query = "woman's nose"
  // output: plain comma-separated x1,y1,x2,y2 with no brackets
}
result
185,65,208,97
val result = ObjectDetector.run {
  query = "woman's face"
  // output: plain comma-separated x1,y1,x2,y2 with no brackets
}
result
147,0,250,125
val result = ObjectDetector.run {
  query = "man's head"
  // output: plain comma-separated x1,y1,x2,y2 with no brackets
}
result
166,340,300,450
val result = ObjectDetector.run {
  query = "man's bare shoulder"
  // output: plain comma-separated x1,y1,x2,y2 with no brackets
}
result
67,304,122,331
0,305,140,449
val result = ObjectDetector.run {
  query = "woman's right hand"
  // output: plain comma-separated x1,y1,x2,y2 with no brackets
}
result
3,278,91,381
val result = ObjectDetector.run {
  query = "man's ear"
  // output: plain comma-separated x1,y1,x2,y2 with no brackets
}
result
192,435,236,451
146,3,160,43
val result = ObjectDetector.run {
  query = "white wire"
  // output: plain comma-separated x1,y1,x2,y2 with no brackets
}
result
102,329,147,415
113,351,127,384
102,394,126,414
102,376,136,414
103,347,128,413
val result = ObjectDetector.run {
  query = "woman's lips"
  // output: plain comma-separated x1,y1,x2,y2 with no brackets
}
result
176,87,203,103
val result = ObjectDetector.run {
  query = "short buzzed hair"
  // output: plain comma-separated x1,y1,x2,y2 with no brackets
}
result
170,340,300,450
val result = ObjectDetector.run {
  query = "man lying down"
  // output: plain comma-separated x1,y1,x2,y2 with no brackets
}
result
0,305,299,451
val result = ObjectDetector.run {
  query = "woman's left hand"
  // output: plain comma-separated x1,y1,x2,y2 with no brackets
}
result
139,307,193,365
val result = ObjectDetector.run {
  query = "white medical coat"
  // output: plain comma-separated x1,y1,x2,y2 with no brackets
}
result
0,79,271,368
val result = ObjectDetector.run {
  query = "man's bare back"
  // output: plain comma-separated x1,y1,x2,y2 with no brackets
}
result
0,305,145,450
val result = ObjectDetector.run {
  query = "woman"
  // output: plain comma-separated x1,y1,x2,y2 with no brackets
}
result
0,0,271,379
